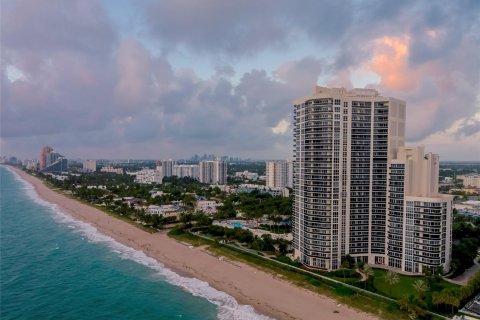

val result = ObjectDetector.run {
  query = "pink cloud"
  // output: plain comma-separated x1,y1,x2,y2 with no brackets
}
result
114,40,151,110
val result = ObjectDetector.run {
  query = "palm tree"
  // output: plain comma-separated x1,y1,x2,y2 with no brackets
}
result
341,259,350,282
363,265,375,289
385,270,400,297
413,279,429,300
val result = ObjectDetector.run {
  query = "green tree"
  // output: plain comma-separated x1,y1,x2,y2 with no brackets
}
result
398,294,427,320
385,270,400,297
362,265,374,289
413,279,429,300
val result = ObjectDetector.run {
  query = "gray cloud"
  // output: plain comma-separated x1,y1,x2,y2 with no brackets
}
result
145,0,289,57
1,0,118,138
1,0,479,161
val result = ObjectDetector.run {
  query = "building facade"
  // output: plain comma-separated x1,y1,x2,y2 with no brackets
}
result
292,86,452,274
266,160,293,189
387,146,452,273
128,168,162,184
458,174,480,188
199,160,227,184
100,166,124,174
40,146,67,173
161,159,176,178
173,164,200,180
83,160,97,172
40,146,54,170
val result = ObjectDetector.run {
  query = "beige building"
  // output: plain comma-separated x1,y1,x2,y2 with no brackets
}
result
266,160,293,189
173,164,200,180
458,174,480,188
100,166,123,174
199,160,227,184
83,159,96,172
292,86,452,274
388,146,452,273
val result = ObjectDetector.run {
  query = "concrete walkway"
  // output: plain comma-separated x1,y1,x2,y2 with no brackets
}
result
447,255,480,285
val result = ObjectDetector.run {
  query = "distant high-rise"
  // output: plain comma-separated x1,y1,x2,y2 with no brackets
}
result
161,159,176,178
266,160,293,189
83,160,97,172
199,160,227,184
39,145,67,173
40,146,54,170
173,164,200,180
292,86,452,274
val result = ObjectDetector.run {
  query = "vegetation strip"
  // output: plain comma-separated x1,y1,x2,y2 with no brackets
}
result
177,230,457,320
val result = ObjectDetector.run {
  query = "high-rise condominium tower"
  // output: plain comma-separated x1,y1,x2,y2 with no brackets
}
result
161,159,176,178
39,145,68,172
292,86,452,274
199,160,227,184
266,160,293,189
40,146,54,170
83,160,97,172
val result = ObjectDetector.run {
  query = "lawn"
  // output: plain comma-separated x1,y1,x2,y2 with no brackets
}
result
372,268,459,300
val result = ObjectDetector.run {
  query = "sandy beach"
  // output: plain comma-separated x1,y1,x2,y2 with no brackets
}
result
9,167,378,320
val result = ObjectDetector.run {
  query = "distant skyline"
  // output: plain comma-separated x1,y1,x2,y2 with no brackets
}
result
2,0,479,161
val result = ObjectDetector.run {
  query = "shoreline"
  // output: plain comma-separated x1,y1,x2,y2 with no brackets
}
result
6,166,379,320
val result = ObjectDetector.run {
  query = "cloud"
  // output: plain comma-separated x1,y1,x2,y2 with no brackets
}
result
1,0,118,138
144,0,289,57
1,0,479,161
272,119,290,135
416,112,480,160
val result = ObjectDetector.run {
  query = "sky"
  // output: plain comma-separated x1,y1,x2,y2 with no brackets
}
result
1,0,479,161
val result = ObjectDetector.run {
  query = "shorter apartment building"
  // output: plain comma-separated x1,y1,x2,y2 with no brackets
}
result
100,166,124,174
127,168,162,184
387,146,453,274
147,205,180,220
195,200,221,215
235,184,289,197
458,174,480,188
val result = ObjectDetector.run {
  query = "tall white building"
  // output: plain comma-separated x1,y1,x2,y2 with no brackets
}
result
83,159,96,172
266,160,293,189
199,160,227,184
173,164,200,180
161,159,176,178
287,160,293,189
292,86,452,274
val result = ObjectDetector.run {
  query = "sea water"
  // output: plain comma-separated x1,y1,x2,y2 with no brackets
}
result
0,166,270,320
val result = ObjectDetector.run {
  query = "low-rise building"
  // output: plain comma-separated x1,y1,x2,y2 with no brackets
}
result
234,184,289,197
147,205,181,220
235,171,259,180
454,200,480,217
100,166,124,174
458,174,480,188
86,185,107,190
195,200,221,215
127,168,162,184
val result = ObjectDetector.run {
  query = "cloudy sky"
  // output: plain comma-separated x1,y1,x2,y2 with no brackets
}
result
1,0,479,160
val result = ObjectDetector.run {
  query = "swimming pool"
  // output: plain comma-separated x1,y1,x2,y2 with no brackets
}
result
230,222,245,228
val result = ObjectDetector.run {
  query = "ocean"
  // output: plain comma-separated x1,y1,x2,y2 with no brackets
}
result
0,166,269,320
